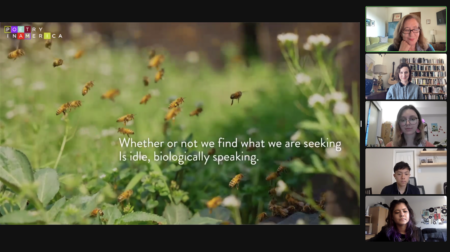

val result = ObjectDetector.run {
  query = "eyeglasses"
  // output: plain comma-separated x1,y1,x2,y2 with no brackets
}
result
399,118,418,125
402,28,420,35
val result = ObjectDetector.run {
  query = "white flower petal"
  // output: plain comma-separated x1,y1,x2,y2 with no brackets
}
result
290,130,301,142
275,180,287,196
330,217,353,225
308,94,325,107
295,73,311,85
333,101,350,115
222,195,241,208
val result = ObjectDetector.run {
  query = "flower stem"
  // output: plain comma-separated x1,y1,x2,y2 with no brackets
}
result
54,118,70,169
233,207,242,225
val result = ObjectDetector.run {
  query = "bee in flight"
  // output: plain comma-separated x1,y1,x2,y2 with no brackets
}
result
208,148,215,155
164,107,181,121
90,208,104,217
230,91,242,105
8,48,25,60
82,81,94,96
148,54,164,69
265,172,278,186
206,196,223,214
118,189,133,203
155,68,165,83
168,97,185,109
101,89,120,102
56,102,71,116
69,100,82,111
189,107,203,117
118,127,134,138
257,212,268,223
117,114,135,126
229,174,243,189
143,76,149,86
74,50,84,59
45,40,52,50
53,59,63,67
140,94,151,104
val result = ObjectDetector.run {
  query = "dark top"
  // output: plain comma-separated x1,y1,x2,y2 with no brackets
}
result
368,226,424,242
381,182,421,195
387,43,435,51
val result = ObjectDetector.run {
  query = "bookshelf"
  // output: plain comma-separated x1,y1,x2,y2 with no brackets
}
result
400,57,447,100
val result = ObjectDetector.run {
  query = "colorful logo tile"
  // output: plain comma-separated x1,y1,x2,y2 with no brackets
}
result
44,32,51,39
4,26,11,33
17,26,24,33
11,26,18,33
25,33,31,40
25,26,31,33
17,33,25,40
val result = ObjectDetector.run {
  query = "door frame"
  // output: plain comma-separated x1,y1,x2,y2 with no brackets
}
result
392,149,416,184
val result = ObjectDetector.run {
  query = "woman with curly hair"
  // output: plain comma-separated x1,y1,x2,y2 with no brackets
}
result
388,14,435,51
368,198,423,242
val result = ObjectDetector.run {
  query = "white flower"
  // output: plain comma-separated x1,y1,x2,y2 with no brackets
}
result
308,94,325,107
185,51,199,63
31,81,46,90
6,111,15,119
325,92,345,101
295,73,311,85
247,128,258,135
13,78,23,86
222,195,241,208
333,101,350,115
82,174,87,179
112,168,118,172
277,33,299,43
99,174,106,179
290,130,301,142
15,105,27,114
303,34,331,50
66,48,77,58
303,43,312,50
296,219,305,225
275,180,287,196
330,217,353,225
326,147,341,158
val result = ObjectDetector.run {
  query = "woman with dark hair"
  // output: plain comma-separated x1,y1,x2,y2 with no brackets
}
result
368,198,423,242
388,14,435,51
386,105,435,147
386,63,424,100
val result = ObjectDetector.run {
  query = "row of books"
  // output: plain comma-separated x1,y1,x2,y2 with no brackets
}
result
412,78,447,85
408,64,445,71
424,94,446,100
412,71,447,77
400,58,445,64
420,86,445,94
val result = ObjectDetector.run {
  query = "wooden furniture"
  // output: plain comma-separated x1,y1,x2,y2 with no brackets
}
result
366,91,387,100
430,42,446,51
365,188,372,195
365,215,374,240
369,206,389,235
381,122,393,146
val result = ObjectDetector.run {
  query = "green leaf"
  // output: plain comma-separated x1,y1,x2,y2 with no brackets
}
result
146,198,159,209
118,211,167,224
163,202,192,224
181,216,222,225
150,163,173,202
0,210,45,224
311,155,326,173
125,172,146,191
297,121,325,131
103,205,122,225
46,197,66,221
34,168,60,207
0,147,34,193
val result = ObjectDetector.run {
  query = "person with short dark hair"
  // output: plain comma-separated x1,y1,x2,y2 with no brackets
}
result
381,161,420,195
367,198,423,241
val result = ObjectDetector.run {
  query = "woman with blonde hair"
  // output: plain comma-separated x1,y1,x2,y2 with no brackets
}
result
388,14,435,51
386,105,435,147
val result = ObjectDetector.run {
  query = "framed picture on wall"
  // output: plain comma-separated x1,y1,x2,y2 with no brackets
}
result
393,13,402,22
426,19,431,24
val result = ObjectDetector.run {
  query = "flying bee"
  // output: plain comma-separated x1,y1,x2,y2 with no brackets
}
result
155,68,165,83
257,212,268,223
206,196,223,214
189,107,203,116
90,208,104,217
69,100,82,111
140,94,151,104
148,49,155,59
230,91,242,105
208,148,216,155
143,76,149,86
229,174,243,189
168,97,185,109
118,127,134,138
101,89,120,102
265,172,278,186
56,102,71,115
148,54,164,69
246,143,257,151
7,48,25,60
164,107,181,121
45,40,52,49
74,50,84,59
82,81,94,96
116,114,135,126
118,189,133,203
276,165,287,176
53,59,63,67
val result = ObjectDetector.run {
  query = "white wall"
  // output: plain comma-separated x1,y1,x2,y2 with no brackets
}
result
369,53,447,90
424,115,447,144
366,7,388,37
386,7,446,43
366,148,447,194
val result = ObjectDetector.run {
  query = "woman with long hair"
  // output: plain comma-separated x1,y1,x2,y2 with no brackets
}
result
386,105,434,147
368,198,423,242
388,14,435,51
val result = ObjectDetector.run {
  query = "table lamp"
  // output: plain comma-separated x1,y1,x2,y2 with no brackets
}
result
430,30,436,43
373,64,387,92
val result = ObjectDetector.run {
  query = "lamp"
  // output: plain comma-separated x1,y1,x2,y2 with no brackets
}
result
373,64,387,92
430,30,436,43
